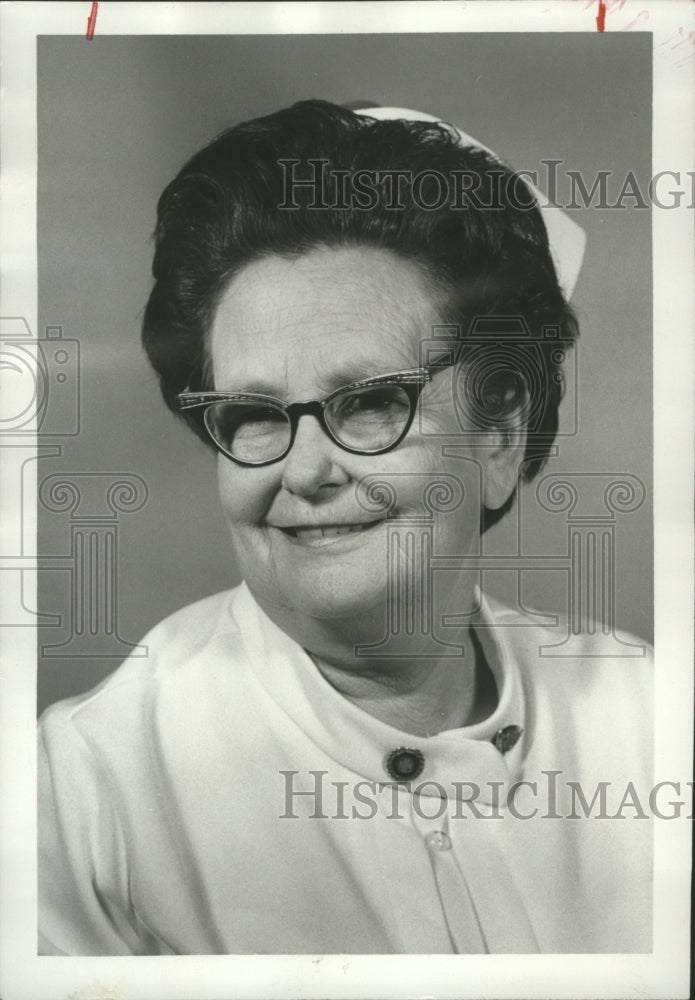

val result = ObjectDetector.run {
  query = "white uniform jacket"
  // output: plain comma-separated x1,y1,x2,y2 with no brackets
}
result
38,584,653,955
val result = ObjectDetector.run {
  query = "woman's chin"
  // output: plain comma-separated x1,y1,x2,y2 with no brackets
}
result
247,572,388,629
291,580,387,623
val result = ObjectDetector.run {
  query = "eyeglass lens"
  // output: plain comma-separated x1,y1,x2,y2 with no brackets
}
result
204,383,413,463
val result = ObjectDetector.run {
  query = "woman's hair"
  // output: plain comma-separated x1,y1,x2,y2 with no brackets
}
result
142,99,579,529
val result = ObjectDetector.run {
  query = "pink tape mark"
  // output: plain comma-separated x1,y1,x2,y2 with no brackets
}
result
86,2,98,40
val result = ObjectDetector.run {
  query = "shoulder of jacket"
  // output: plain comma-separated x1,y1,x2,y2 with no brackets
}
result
38,586,245,736
484,592,653,685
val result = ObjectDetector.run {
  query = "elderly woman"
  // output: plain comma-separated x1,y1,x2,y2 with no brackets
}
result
38,100,651,955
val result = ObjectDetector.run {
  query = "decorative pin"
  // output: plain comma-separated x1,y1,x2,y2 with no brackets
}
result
491,725,523,755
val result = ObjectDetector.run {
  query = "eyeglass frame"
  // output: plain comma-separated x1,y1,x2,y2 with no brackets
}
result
176,359,455,467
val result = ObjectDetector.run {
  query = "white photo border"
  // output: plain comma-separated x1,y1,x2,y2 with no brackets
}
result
0,2,693,998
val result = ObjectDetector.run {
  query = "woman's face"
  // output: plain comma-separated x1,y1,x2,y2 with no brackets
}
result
210,246,511,630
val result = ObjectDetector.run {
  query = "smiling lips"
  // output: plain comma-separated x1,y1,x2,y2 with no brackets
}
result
277,521,384,543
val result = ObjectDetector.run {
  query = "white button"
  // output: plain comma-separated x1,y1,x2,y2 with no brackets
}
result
425,830,452,851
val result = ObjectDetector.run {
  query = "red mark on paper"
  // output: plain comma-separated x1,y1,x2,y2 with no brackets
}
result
625,9,649,30
86,2,98,40
596,1,607,32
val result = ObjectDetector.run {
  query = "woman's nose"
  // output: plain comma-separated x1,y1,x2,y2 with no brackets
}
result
280,414,349,497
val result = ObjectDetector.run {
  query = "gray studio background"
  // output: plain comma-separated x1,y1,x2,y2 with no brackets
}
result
37,33,652,713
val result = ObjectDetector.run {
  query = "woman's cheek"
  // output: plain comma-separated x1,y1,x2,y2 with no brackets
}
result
217,459,277,526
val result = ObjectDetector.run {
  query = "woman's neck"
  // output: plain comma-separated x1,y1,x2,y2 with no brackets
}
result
251,573,497,736
310,630,497,737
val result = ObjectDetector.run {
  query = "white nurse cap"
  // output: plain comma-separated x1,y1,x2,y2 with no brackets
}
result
355,106,585,300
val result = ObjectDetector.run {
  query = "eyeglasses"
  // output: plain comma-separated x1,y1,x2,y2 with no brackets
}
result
177,362,452,467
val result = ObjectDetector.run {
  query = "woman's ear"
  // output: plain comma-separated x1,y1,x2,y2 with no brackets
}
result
482,420,527,510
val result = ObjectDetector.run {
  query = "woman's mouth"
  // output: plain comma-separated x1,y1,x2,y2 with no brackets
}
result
276,521,384,546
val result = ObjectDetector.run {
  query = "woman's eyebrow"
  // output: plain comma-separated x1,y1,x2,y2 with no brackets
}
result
223,360,413,397
224,378,283,396
326,358,417,390
326,364,383,390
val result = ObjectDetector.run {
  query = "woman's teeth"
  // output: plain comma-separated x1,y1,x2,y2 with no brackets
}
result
293,523,375,540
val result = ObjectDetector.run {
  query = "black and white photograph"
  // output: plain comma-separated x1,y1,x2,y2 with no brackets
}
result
0,2,692,998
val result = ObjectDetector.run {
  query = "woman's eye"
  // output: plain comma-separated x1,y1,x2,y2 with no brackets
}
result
216,406,285,441
346,394,384,414
236,408,285,433
341,389,408,418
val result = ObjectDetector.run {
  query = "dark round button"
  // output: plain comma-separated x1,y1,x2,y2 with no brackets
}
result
385,747,425,781
491,724,523,755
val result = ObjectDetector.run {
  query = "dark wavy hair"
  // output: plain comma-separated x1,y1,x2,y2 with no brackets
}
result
142,99,578,529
